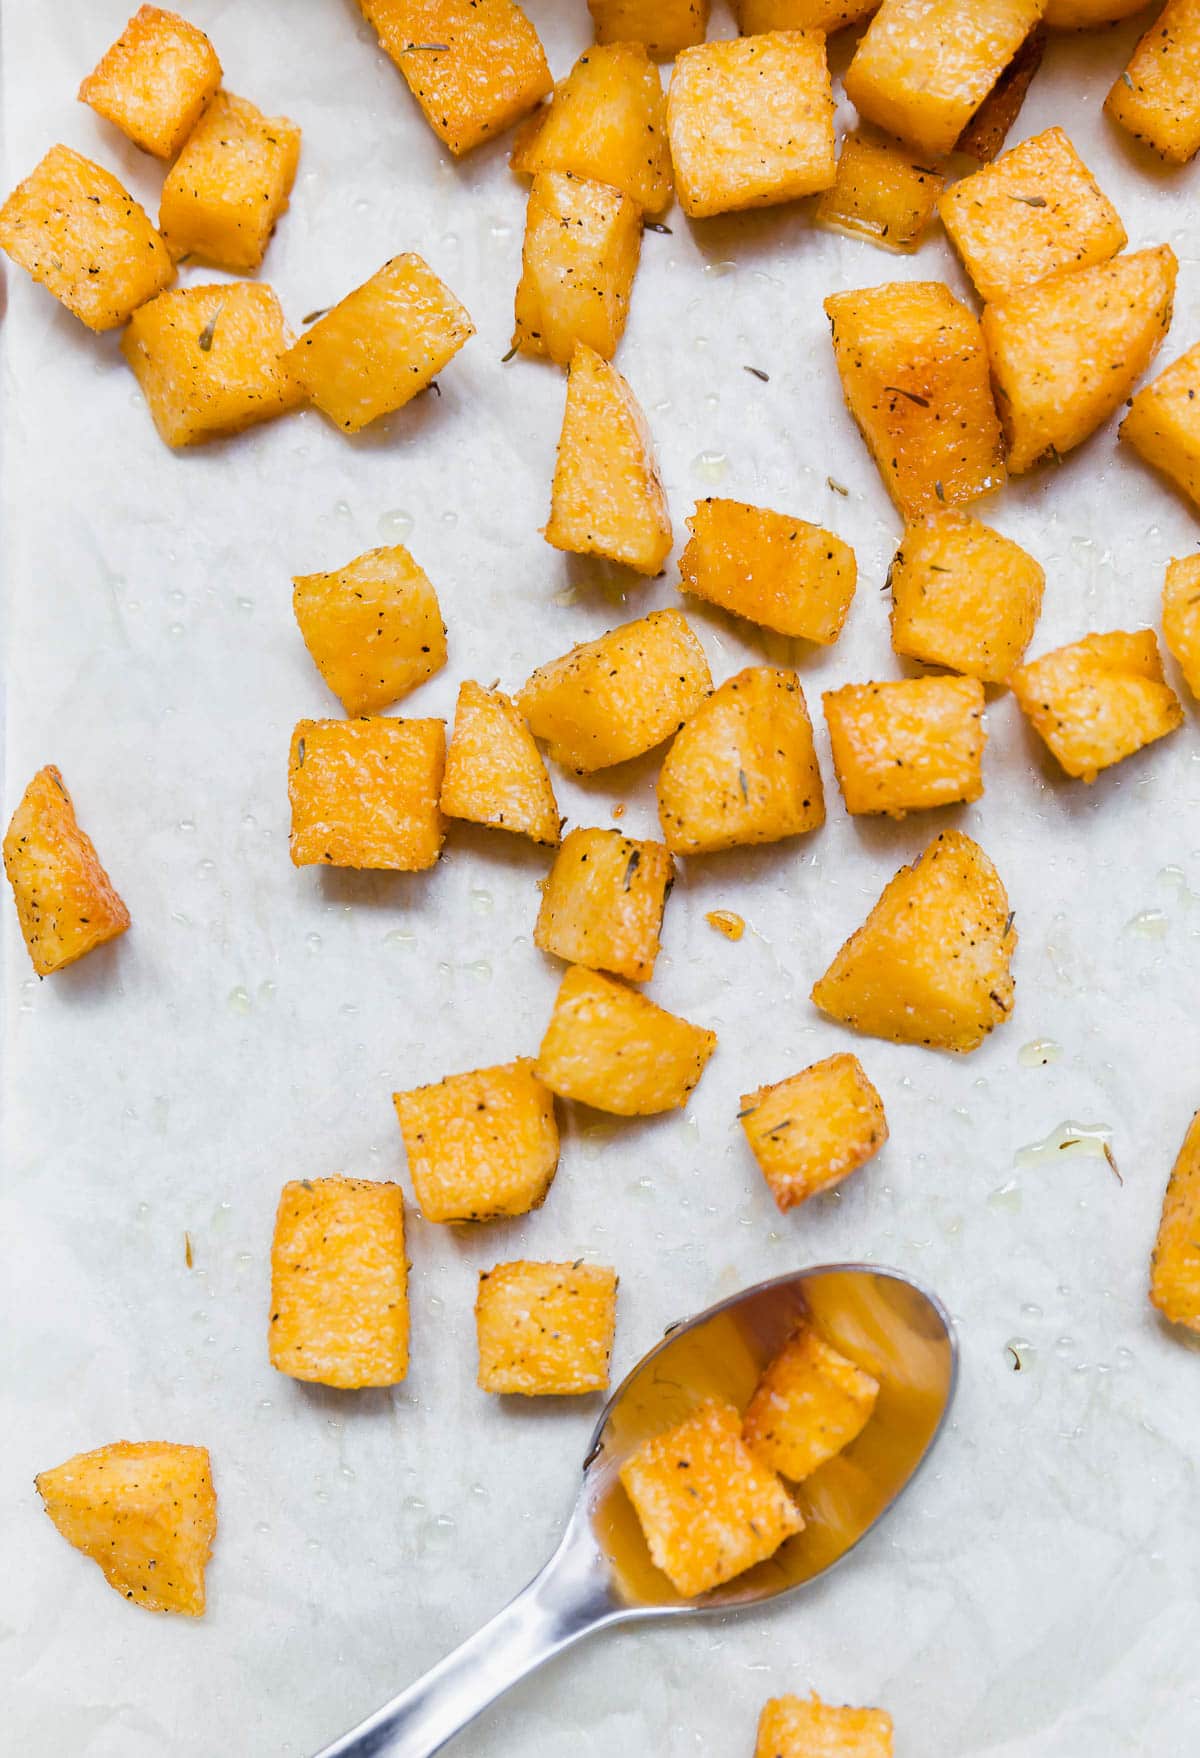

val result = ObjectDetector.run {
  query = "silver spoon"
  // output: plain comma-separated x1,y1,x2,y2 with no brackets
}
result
313,1263,957,1758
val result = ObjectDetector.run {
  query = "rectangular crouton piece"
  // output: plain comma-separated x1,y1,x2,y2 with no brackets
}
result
293,544,446,717
619,1400,802,1597
823,677,987,818
589,0,710,56
441,681,561,843
1105,0,1200,164
667,32,836,220
158,90,300,273
815,132,944,254
743,1323,880,1479
535,826,674,982
476,1260,617,1393
1162,555,1200,699
739,1054,888,1211
1151,1109,1200,1331
3,766,130,976
755,1694,894,1757
1008,630,1182,781
395,1059,559,1222
512,44,672,214
888,510,1044,682
679,498,857,643
536,965,716,1115
288,717,445,869
1121,340,1200,513
513,172,642,365
78,6,222,158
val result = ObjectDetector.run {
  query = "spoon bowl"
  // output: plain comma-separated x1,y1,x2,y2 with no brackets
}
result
315,1264,957,1758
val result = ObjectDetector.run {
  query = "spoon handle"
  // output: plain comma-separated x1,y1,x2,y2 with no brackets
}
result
311,1507,620,1758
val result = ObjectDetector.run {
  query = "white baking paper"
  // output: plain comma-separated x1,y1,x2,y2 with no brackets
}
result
3,5,1200,1755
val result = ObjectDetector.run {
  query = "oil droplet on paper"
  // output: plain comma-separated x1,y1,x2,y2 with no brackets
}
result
692,449,728,485
383,929,415,951
1015,1120,1113,1170
466,959,492,982
227,985,251,1016
470,888,493,916
378,508,414,542
1019,1038,1062,1067
1005,1337,1036,1372
1127,908,1168,939
987,1179,1022,1214
702,260,737,279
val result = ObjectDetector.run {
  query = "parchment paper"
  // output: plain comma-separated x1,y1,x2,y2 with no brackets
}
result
3,5,1200,1755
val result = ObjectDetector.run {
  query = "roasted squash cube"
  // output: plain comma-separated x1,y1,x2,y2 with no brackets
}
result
982,246,1177,473
0,144,173,332
288,717,445,869
1151,1109,1200,1331
511,43,672,215
657,667,825,855
1161,555,1200,699
395,1059,559,1223
888,510,1045,682
518,609,710,774
123,282,300,448
940,126,1126,304
825,280,1005,519
756,1694,894,1758
845,0,1045,159
270,1177,408,1388
679,498,856,643
535,826,674,982
283,254,474,434
955,23,1046,162
4,766,130,977
544,343,672,574
1106,0,1200,164
812,830,1016,1052
823,676,987,818
441,681,560,843
360,0,551,154
619,1400,802,1597
78,6,222,159
513,172,641,366
743,1323,880,1478
36,1442,216,1616
738,0,880,29
476,1260,617,1394
536,965,716,1115
1008,629,1183,781
668,32,835,220
1121,341,1200,513
293,544,445,717
1046,0,1148,21
815,132,944,254
739,1054,888,1212
158,90,300,273
589,0,709,55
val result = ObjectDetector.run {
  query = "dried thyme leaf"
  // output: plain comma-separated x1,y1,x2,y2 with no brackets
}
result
885,385,930,407
743,365,770,382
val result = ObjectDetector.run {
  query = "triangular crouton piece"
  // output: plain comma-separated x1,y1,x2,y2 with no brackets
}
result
441,680,560,845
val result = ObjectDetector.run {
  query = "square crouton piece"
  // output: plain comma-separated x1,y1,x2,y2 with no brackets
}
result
159,90,300,273
536,965,716,1115
812,830,1016,1052
535,826,674,982
755,1694,894,1758
360,0,551,155
78,6,222,159
36,1441,216,1616
982,246,1177,474
293,544,446,717
619,1400,802,1597
888,510,1045,682
544,344,672,575
845,0,1045,159
270,1177,409,1388
668,32,835,220
283,254,474,434
1008,630,1183,782
823,677,987,818
1151,1109,1200,1331
0,145,173,332
679,498,857,643
288,717,445,869
4,766,130,977
1162,555,1200,700
1121,341,1200,514
1106,0,1200,165
940,126,1126,304
512,44,672,215
589,0,709,55
657,667,825,855
518,609,710,774
825,280,1005,519
738,1,880,28
740,1054,888,1212
122,282,301,448
815,132,944,254
744,1324,879,1481
441,681,560,844
394,1059,559,1223
476,1260,617,1394
513,172,642,365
